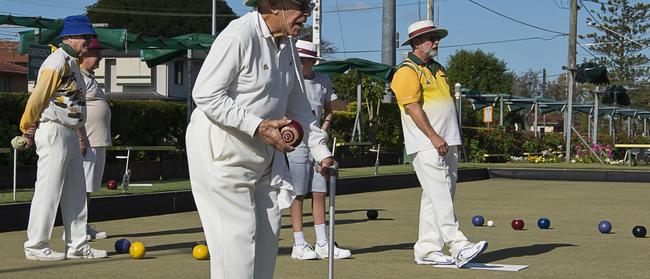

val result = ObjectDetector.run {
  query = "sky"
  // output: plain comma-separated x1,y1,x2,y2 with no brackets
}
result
1,0,648,82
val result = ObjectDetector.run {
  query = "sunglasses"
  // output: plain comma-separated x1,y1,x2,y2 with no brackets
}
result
288,0,315,12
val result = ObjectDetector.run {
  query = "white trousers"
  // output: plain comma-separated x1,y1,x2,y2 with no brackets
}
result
83,146,106,192
411,146,468,259
24,122,88,252
186,110,281,279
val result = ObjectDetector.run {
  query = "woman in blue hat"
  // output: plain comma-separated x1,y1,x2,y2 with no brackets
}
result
20,15,107,261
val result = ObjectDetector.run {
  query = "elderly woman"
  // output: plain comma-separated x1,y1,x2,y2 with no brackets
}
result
186,0,335,278
80,37,110,240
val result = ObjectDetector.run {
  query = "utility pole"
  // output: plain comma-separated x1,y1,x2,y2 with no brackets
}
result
565,0,577,162
312,0,322,56
427,0,434,22
381,0,396,103
211,0,217,36
542,68,547,129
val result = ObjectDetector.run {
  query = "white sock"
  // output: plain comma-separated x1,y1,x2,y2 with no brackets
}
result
315,224,328,246
293,231,306,245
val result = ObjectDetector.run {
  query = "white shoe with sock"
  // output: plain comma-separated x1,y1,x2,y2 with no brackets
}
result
291,243,319,260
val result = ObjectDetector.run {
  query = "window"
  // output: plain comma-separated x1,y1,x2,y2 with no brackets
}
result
174,61,184,85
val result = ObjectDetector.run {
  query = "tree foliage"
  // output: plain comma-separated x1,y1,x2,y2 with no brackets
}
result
299,25,338,59
583,0,650,85
86,0,238,37
445,49,515,93
512,70,543,98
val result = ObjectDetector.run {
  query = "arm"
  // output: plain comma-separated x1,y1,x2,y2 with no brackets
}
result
403,102,448,156
390,67,448,155
321,97,334,131
76,126,90,156
192,34,264,140
19,63,64,148
286,76,334,175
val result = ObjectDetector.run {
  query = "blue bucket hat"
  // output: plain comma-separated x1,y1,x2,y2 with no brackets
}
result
58,15,97,38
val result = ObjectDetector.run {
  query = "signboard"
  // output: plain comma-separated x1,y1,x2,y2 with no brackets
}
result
483,106,493,123
27,44,53,81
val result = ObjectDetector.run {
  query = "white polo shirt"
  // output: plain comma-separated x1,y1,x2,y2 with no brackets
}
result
192,11,331,162
304,72,337,125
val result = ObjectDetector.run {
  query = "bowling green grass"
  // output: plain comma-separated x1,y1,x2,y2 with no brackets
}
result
3,162,650,204
2,178,650,278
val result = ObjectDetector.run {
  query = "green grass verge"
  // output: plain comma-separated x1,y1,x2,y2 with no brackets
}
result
2,162,649,204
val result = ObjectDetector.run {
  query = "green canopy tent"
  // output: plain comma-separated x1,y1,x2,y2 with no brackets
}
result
313,58,394,142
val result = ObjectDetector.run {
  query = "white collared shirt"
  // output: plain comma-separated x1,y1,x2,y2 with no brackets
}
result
192,11,331,162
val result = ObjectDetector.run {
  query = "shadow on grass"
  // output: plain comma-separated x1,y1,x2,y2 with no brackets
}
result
280,217,394,230
476,243,577,263
110,227,204,238
352,242,414,255
145,241,198,252
282,208,387,218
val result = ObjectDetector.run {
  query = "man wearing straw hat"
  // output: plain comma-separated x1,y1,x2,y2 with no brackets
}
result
390,20,488,268
19,15,107,261
186,0,335,278
288,39,351,261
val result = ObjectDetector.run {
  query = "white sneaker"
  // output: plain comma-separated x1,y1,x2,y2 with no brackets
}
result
25,248,66,261
291,243,319,260
87,225,108,240
66,245,108,259
415,252,455,265
314,242,352,259
453,241,488,268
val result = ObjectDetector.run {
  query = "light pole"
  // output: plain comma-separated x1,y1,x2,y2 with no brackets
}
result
455,83,462,125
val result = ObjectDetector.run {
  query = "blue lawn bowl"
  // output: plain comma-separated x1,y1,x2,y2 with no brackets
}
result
537,217,551,229
115,239,131,254
598,220,612,234
472,215,485,226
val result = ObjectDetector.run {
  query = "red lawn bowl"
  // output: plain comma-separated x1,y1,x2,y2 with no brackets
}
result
511,218,525,230
106,179,118,190
280,121,304,148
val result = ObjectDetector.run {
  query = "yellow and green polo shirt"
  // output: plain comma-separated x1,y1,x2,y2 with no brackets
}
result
390,52,461,155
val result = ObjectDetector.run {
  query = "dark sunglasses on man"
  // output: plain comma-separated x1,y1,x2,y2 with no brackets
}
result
288,0,315,12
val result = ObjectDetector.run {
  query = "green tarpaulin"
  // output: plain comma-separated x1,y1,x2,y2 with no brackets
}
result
4,14,215,66
313,58,394,83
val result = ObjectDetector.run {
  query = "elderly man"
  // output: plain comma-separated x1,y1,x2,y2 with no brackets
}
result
20,15,107,261
186,0,334,278
390,20,487,268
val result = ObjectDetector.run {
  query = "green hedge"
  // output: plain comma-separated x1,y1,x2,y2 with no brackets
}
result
0,93,187,165
2,92,645,165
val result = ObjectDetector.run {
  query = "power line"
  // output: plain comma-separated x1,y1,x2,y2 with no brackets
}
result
322,1,420,13
466,0,567,35
334,0,347,58
330,34,567,54
552,0,569,9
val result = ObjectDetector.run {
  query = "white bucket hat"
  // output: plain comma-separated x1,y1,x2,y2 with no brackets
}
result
400,20,448,46
296,40,320,59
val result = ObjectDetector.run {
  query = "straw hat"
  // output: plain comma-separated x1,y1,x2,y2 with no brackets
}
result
400,20,447,46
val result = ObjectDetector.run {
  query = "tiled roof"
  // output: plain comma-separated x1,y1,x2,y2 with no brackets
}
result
0,41,28,65
0,62,27,74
